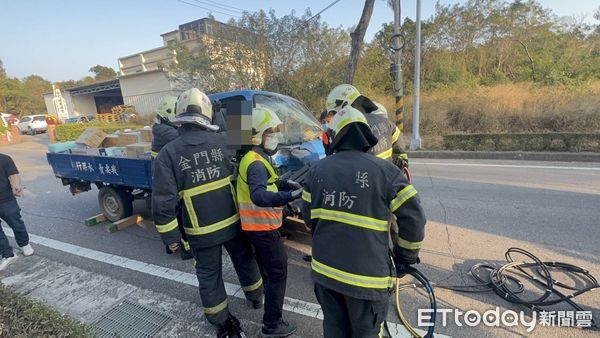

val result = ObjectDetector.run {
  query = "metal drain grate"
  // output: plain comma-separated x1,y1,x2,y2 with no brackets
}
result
93,299,173,337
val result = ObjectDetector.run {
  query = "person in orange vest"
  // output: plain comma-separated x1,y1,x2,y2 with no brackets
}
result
236,107,302,337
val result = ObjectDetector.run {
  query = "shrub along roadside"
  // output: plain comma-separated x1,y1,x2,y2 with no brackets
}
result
55,122,143,142
443,133,600,152
0,283,90,337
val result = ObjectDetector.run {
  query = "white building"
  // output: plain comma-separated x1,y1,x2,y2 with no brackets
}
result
44,18,265,119
43,79,122,119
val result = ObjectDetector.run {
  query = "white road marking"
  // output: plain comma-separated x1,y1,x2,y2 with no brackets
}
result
4,227,449,337
412,162,600,171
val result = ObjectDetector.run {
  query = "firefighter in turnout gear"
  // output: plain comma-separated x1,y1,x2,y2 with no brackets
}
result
151,96,192,260
152,88,263,338
324,84,409,170
151,96,178,158
236,107,300,337
301,106,426,337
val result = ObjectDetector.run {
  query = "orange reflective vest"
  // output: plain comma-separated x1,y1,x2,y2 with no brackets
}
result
236,151,283,231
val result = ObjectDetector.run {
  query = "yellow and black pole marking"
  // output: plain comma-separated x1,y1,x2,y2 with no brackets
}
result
391,0,404,135
395,96,404,133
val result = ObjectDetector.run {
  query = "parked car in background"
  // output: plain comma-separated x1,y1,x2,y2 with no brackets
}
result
64,116,92,124
17,115,48,135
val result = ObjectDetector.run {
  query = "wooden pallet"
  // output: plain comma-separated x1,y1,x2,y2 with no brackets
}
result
84,213,154,233
85,214,107,226
96,113,122,123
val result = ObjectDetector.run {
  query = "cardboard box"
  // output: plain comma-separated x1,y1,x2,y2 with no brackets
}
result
102,133,139,147
122,131,143,144
48,141,79,153
101,135,120,148
139,129,153,143
70,147,106,156
126,142,152,159
76,128,107,148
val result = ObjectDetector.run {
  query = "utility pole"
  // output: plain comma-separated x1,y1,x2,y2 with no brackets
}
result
410,0,422,150
392,0,404,133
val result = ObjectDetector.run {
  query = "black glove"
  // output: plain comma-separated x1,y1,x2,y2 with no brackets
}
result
393,156,409,171
396,263,409,279
279,179,302,191
290,188,302,200
395,257,420,278
286,179,302,190
287,199,302,214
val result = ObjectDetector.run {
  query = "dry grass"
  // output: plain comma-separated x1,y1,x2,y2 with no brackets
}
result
0,283,90,337
371,81,600,137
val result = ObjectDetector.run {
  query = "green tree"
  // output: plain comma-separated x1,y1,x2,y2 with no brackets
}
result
232,9,350,111
21,75,52,115
89,65,117,81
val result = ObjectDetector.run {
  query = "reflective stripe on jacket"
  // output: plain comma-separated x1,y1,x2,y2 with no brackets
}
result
152,124,240,248
301,150,426,301
236,150,283,231
364,113,405,161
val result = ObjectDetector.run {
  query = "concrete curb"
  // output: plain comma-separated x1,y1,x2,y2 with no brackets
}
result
0,255,262,337
408,151,600,163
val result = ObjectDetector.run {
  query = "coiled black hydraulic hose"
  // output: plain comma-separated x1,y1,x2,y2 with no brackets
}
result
435,247,599,328
393,265,437,338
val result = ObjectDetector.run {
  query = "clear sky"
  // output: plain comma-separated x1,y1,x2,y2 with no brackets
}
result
0,0,598,82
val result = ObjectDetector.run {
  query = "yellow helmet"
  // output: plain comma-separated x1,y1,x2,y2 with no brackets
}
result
372,101,388,116
155,96,177,119
173,88,217,130
252,107,282,146
325,84,361,113
329,106,378,151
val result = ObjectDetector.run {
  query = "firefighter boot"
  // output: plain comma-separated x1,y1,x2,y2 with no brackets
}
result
217,315,246,338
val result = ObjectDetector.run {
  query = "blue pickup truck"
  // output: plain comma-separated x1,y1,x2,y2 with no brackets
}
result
46,90,325,222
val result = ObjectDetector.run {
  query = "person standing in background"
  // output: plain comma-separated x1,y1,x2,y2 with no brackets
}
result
0,153,34,271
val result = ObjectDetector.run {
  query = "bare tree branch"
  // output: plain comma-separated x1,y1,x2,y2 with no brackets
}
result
514,38,535,81
345,0,375,84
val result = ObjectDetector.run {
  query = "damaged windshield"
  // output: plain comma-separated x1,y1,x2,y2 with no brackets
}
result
254,94,322,145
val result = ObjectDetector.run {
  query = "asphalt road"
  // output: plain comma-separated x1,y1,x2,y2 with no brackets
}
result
2,134,599,337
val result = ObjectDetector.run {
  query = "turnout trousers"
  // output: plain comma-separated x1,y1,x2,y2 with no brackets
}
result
314,283,389,338
192,233,263,326
245,229,288,327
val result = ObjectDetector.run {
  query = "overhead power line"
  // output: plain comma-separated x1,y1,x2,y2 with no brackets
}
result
283,0,342,37
190,0,248,14
304,0,342,24
194,0,248,13
177,0,242,18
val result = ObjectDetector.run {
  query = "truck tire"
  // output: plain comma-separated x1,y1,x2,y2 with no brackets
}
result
98,187,133,222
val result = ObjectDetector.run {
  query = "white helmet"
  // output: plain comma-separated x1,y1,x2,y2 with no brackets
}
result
325,84,361,113
172,88,218,130
372,101,388,116
155,96,177,119
252,107,282,146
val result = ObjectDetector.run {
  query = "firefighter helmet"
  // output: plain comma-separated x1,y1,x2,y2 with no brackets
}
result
155,96,177,119
330,106,369,136
372,101,388,116
172,88,218,130
325,84,361,113
252,107,283,146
